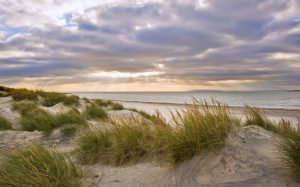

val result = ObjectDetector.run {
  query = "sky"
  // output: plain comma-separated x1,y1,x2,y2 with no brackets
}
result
0,0,300,92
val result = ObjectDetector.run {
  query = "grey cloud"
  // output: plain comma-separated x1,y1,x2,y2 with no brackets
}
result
0,0,300,90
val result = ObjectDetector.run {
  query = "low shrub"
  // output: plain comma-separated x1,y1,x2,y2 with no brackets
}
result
0,144,81,187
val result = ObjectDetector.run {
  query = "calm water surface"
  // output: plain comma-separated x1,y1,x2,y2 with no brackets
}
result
73,91,300,110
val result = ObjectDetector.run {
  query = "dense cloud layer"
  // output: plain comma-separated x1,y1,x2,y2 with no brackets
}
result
0,0,300,91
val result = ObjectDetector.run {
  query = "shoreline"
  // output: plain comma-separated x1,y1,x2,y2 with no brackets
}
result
110,100,300,124
112,99,300,112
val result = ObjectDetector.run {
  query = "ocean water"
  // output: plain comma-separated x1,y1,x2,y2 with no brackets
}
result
73,91,300,110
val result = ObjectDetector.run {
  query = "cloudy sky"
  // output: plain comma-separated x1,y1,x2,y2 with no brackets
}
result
0,0,300,91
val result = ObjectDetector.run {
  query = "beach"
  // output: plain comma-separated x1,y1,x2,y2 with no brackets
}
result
1,88,300,187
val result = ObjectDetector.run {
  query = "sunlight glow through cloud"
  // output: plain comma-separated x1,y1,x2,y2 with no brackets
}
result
89,71,164,78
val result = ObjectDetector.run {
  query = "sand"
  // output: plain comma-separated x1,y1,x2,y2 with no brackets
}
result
1,96,300,187
119,101,300,124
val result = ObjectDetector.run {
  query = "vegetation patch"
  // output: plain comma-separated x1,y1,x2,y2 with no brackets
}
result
160,100,237,165
12,101,86,135
0,116,12,130
10,88,38,101
37,91,80,107
0,144,81,187
83,103,107,120
93,99,111,107
55,109,86,127
111,102,124,110
77,100,237,166
278,138,300,181
77,116,153,165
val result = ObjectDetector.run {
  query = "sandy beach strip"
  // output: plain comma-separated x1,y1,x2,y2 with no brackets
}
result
115,100,300,124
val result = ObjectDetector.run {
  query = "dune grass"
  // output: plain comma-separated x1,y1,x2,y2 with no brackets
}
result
39,91,80,107
0,144,81,187
2,86,79,106
0,116,12,130
77,116,153,165
77,100,237,166
111,102,124,110
55,109,86,126
244,106,300,179
10,88,38,101
278,138,300,181
12,101,56,134
244,106,300,140
244,106,275,130
93,99,112,107
160,100,237,164
12,101,86,135
83,103,107,120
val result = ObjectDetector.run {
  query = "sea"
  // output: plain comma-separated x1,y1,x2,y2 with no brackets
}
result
73,90,300,110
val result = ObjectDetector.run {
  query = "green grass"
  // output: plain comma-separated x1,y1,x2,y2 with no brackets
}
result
83,103,107,120
278,138,300,181
12,101,86,135
55,109,86,126
160,100,237,164
93,99,111,107
37,91,80,107
129,108,167,126
61,125,78,137
244,106,275,130
77,127,113,164
244,106,300,140
0,116,12,130
10,88,38,101
0,144,81,187
1,86,79,106
0,91,10,97
77,100,237,166
111,102,124,110
12,101,56,134
244,106,300,179
77,116,153,165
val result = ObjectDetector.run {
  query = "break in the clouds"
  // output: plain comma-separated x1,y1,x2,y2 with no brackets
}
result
0,0,300,91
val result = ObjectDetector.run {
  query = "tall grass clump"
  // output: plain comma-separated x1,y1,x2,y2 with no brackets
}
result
12,101,55,134
93,99,111,107
55,109,86,126
83,103,107,120
0,144,81,187
10,88,38,101
77,100,238,166
245,106,300,140
111,102,124,110
278,138,300,180
244,106,275,130
0,116,12,130
77,127,113,164
276,119,300,180
160,100,237,165
77,116,154,165
38,91,80,107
